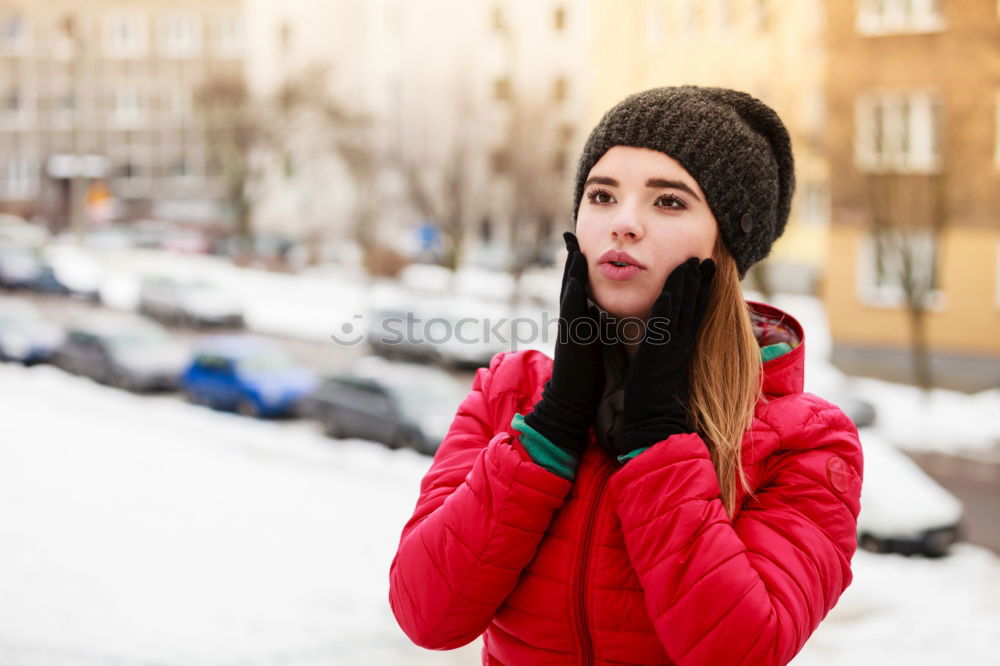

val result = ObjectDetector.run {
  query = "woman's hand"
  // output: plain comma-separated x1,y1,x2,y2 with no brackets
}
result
523,231,606,455
616,256,716,457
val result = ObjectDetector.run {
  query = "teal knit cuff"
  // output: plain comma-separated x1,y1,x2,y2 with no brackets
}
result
761,341,793,362
617,446,651,465
511,412,578,481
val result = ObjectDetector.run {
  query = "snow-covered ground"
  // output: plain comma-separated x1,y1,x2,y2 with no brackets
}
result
0,361,998,665
0,363,480,665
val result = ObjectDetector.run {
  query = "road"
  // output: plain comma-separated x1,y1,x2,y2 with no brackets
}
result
905,450,1000,555
18,290,479,386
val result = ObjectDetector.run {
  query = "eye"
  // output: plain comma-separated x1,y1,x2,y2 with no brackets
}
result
585,188,614,204
656,194,687,210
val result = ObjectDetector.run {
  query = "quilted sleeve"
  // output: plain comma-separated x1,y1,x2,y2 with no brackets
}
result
388,351,573,650
609,399,864,666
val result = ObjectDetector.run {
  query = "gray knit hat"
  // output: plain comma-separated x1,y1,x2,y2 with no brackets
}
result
571,85,795,281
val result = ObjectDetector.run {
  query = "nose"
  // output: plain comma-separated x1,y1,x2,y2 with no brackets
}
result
609,208,643,241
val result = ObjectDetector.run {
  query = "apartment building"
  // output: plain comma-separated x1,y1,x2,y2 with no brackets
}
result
823,0,1000,391
0,0,244,230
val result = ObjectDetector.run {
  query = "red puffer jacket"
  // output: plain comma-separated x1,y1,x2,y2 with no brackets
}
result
389,300,864,665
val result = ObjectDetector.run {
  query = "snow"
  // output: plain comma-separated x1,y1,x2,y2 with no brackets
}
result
0,363,480,665
1,360,999,665
790,544,1000,665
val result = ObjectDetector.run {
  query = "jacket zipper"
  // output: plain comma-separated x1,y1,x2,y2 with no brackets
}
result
573,460,614,665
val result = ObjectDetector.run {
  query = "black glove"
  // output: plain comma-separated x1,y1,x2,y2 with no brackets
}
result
616,256,717,457
523,232,606,455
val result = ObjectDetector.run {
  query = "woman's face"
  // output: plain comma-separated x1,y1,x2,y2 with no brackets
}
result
576,145,719,321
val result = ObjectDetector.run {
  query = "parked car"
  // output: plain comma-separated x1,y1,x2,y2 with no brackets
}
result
367,303,509,370
180,336,317,418
0,245,43,289
304,356,469,455
0,297,63,364
856,428,964,557
138,276,244,328
30,261,74,295
52,314,190,392
43,245,101,301
820,391,877,428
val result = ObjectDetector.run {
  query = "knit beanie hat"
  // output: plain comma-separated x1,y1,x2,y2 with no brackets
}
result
571,85,796,281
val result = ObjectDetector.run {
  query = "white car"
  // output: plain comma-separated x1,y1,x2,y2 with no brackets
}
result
856,428,964,557
138,276,244,328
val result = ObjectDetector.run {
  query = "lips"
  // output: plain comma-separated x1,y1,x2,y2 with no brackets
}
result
596,249,646,282
597,249,646,270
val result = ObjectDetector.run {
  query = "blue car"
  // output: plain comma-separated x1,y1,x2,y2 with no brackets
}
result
180,336,317,418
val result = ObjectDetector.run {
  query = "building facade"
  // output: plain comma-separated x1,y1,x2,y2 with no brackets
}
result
823,0,1000,391
243,0,585,266
0,0,244,231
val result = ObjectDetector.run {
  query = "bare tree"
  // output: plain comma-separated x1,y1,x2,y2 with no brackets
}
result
862,170,946,391
506,94,572,274
194,75,268,251
196,64,379,271
397,73,482,273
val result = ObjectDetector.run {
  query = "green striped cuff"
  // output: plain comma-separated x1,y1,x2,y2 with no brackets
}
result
617,446,651,465
511,412,579,481
761,341,793,362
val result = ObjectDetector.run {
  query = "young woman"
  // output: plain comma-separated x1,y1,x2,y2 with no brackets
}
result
389,86,864,666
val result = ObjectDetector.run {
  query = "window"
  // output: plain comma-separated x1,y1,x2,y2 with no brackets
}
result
558,122,574,144
168,156,192,181
213,14,243,58
718,0,733,33
857,228,945,310
3,86,31,126
995,90,1000,169
4,156,38,199
683,0,701,33
646,0,668,48
802,182,829,226
856,0,945,35
491,149,510,174
553,75,567,102
492,6,505,33
493,76,511,101
166,89,192,119
54,91,75,128
554,6,566,31
553,150,567,174
803,86,825,144
278,20,291,52
1,13,26,53
160,13,201,58
104,12,147,58
753,0,771,32
112,87,144,128
114,160,149,195
996,239,1000,309
855,90,941,173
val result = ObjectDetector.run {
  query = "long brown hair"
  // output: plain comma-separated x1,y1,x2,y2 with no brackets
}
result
688,234,765,518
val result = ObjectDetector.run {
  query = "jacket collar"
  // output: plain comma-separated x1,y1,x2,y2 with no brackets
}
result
746,299,805,397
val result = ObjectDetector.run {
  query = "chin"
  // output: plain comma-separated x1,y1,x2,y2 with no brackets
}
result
592,291,653,321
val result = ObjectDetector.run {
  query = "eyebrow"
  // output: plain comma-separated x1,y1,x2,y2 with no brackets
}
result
583,175,702,202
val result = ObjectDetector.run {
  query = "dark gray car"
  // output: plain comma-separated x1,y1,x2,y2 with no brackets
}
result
305,358,468,455
53,315,190,392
